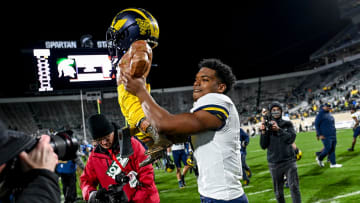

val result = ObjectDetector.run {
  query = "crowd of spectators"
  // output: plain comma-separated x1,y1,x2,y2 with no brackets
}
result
241,67,360,127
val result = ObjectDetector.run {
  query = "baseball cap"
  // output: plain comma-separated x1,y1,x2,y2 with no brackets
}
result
0,120,36,165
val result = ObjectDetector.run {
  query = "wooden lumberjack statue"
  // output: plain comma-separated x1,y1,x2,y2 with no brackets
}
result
106,8,173,167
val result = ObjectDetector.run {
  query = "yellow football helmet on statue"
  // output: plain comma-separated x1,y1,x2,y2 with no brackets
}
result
106,8,159,66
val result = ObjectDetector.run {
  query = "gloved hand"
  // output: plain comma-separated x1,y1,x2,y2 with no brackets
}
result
88,188,107,203
127,171,139,188
186,151,195,167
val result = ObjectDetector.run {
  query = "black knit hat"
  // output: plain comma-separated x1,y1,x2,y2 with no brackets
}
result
88,114,114,140
0,120,36,165
269,101,283,112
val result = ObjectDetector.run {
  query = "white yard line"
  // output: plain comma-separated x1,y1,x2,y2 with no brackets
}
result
247,189,272,196
269,194,291,201
257,162,317,175
249,149,264,153
159,184,197,193
257,170,270,175
313,190,360,203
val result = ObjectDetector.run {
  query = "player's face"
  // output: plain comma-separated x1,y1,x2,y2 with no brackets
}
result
96,132,114,149
193,67,225,101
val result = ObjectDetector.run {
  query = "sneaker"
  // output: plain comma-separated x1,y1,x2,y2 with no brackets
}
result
316,156,324,167
348,148,354,152
330,164,342,168
181,175,186,186
178,180,185,189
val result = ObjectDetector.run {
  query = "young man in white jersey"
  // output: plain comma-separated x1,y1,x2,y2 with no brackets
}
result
121,58,248,202
348,107,360,151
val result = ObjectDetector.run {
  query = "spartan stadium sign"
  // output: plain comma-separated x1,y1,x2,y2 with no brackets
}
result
44,40,108,49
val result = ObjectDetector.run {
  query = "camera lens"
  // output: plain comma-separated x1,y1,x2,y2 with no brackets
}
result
50,132,79,160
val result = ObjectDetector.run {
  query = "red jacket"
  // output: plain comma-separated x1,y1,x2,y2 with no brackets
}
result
80,137,160,203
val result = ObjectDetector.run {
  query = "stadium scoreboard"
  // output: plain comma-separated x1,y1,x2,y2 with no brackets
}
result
29,39,117,92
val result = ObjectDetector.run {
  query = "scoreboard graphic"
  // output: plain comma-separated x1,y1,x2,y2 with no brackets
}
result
30,39,117,92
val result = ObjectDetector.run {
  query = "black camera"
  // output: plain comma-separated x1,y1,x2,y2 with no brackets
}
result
101,172,129,203
0,131,79,200
48,131,79,161
25,131,79,161
263,113,273,131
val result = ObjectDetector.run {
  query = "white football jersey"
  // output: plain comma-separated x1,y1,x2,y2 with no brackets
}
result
352,111,360,128
352,111,360,121
190,93,244,200
171,143,185,151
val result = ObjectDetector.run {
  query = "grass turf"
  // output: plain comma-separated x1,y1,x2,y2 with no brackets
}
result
69,129,360,202
154,129,360,202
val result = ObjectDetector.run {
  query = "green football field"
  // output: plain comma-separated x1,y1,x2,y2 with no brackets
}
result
72,129,360,202
154,129,360,203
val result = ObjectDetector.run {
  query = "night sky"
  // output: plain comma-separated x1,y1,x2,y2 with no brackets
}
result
4,0,350,97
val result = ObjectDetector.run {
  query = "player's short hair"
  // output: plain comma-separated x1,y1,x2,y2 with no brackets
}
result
198,58,236,94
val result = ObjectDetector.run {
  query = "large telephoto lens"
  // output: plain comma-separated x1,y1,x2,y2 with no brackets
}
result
50,131,79,160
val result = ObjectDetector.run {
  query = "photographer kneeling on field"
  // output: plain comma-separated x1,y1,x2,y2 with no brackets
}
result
0,120,60,203
260,102,301,203
80,114,159,203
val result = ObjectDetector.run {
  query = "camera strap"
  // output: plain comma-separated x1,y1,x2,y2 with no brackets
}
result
108,149,128,174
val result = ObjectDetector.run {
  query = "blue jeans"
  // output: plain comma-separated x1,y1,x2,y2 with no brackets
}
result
319,136,337,165
200,194,248,203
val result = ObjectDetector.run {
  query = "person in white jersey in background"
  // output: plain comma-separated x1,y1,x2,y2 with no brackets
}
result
170,142,191,188
348,107,360,151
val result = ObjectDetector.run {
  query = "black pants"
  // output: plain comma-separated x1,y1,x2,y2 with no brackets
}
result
59,173,77,203
268,160,301,203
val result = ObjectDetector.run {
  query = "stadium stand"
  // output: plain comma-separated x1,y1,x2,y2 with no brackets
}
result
1,11,360,142
0,55,359,142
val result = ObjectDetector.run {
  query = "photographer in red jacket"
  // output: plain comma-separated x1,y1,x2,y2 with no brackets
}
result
80,114,159,203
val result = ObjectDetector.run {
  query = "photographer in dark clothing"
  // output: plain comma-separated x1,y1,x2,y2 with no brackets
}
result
260,102,301,203
0,120,60,203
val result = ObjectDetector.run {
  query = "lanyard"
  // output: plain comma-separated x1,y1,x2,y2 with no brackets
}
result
108,149,128,174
